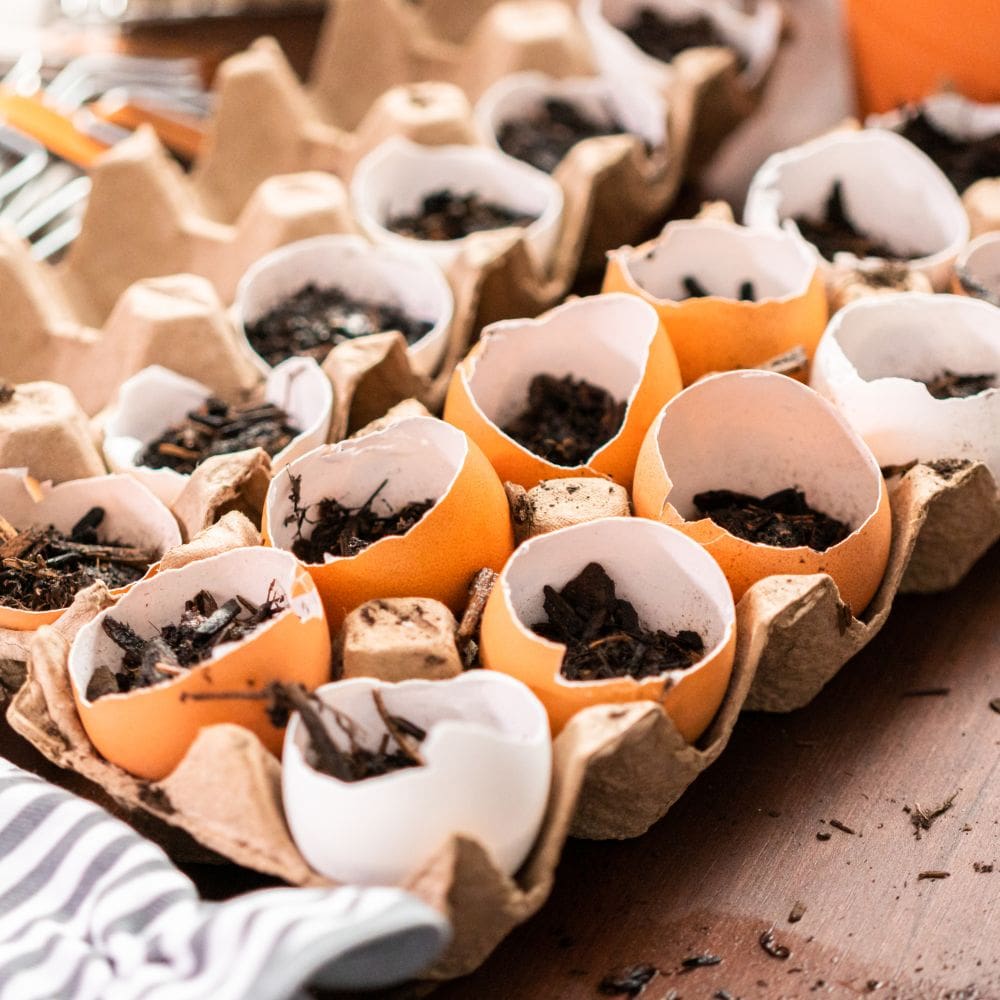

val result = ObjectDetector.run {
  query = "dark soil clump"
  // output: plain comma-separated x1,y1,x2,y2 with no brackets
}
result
897,109,1000,193
386,190,538,241
498,98,626,174
139,397,299,475
694,488,850,550
503,373,626,466
91,582,287,699
0,507,156,613
681,275,756,301
921,370,996,399
622,7,744,68
245,284,434,367
285,474,434,562
532,562,705,682
791,181,920,262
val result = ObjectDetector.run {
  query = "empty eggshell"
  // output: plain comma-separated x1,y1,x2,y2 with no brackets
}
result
443,293,682,489
955,232,1000,307
475,70,667,162
68,546,331,780
811,293,1000,480
233,234,455,377
603,219,827,384
633,370,892,614
102,359,333,507
744,129,970,291
579,0,783,90
350,137,565,271
480,516,736,737
0,470,182,631
282,671,552,886
264,416,514,632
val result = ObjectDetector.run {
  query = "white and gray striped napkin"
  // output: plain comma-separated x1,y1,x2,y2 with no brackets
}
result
0,760,450,1000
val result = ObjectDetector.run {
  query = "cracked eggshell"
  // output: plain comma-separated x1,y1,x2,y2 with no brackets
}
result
350,137,565,271
867,93,1000,162
603,219,827,384
0,470,182,631
955,232,1000,307
633,370,892,614
811,293,1000,480
481,517,736,738
264,417,514,633
282,671,551,886
744,129,969,291
579,0,783,90
68,546,331,780
101,360,333,507
233,234,455,377
443,294,682,489
475,70,667,160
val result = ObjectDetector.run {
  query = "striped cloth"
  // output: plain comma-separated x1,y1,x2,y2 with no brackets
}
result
0,760,449,1000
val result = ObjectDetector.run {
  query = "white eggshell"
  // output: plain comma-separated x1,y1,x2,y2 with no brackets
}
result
233,234,455,377
744,130,969,291
957,232,1000,306
102,359,333,506
811,293,1000,479
282,671,552,886
350,137,565,271
867,92,1000,143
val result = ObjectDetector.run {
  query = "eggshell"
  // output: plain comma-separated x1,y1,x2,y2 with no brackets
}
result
744,129,970,291
350,137,565,271
811,293,1000,481
579,0,783,90
480,516,736,738
282,671,552,886
68,546,331,780
443,293,682,489
475,70,667,159
603,219,827,384
633,370,892,614
867,92,1000,152
955,232,1000,307
233,234,455,377
0,470,182,631
264,416,514,632
102,358,333,506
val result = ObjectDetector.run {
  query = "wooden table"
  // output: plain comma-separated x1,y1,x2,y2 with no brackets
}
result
427,542,1000,1000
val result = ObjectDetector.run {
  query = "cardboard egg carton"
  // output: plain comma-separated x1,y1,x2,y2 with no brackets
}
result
5,448,998,980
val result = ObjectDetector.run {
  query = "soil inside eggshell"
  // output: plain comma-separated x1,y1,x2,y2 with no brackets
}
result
285,473,435,563
680,276,757,301
502,374,627,467
139,397,300,475
621,7,747,70
244,284,435,368
790,181,926,262
897,109,1000,193
532,562,705,682
920,370,997,400
693,488,851,551
89,582,288,700
385,190,539,242
0,507,157,613
497,98,627,175
0,383,13,405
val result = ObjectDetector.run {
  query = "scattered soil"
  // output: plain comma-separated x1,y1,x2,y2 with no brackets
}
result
693,488,850,551
792,181,920,262
244,284,434,367
681,954,723,968
908,792,957,839
917,870,950,880
0,383,14,405
788,901,806,923
598,964,658,997
89,582,287,700
498,98,626,174
139,397,299,475
531,562,705,682
386,190,538,241
0,507,156,613
759,929,791,959
284,473,434,563
622,7,744,68
897,109,1000,192
681,275,756,301
502,373,627,467
921,370,996,400
829,818,857,835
